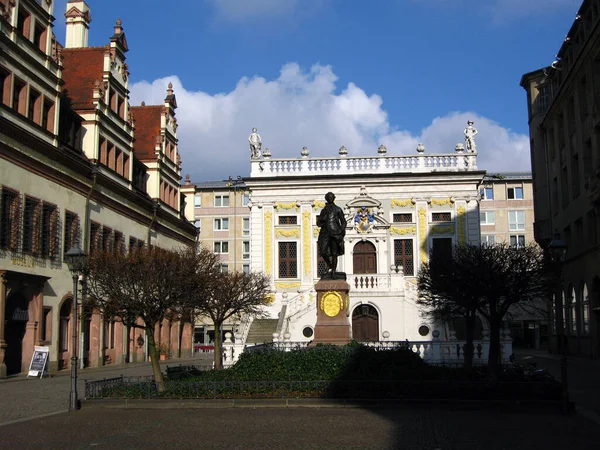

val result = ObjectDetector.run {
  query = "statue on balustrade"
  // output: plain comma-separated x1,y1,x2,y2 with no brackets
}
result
248,127,262,158
464,120,478,153
317,192,347,280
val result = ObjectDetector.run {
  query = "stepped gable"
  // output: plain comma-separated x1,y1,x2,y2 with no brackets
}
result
61,47,105,110
130,105,163,160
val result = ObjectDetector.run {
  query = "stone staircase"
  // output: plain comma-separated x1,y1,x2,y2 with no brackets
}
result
245,319,278,345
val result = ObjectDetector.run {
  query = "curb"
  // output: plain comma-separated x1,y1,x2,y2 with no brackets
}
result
83,397,571,412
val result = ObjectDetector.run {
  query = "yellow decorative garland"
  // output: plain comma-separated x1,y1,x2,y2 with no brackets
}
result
275,281,301,289
275,228,301,238
303,211,311,276
430,226,455,235
430,197,455,206
418,207,428,264
391,198,415,209
275,202,299,211
390,226,417,235
312,200,325,210
264,211,273,276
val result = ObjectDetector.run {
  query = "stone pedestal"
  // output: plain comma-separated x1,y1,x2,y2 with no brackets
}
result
311,278,351,346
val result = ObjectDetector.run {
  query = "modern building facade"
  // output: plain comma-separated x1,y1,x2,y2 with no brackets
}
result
479,173,547,348
0,0,196,377
520,0,600,358
181,177,250,348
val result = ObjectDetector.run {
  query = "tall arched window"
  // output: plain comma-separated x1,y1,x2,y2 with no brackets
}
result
353,241,377,274
570,286,577,335
581,283,590,335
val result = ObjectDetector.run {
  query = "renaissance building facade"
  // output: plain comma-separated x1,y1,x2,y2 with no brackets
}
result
239,137,485,347
0,0,196,377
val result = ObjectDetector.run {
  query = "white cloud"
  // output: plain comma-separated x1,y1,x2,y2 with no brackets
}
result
129,63,531,182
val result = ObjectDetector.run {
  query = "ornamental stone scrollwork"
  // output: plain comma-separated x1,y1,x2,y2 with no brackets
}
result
313,227,320,238
275,202,299,211
264,294,275,305
418,207,428,264
457,205,467,245
275,281,301,289
264,211,273,276
275,228,300,239
429,197,455,206
390,226,417,235
303,211,311,276
430,226,455,235
312,200,325,210
391,198,415,209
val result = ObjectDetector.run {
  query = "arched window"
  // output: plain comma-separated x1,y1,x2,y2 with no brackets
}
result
570,286,577,335
581,283,590,335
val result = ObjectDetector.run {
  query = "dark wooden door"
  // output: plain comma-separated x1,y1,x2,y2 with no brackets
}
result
352,304,379,341
353,241,377,274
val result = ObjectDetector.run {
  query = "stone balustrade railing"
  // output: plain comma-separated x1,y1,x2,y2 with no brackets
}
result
250,152,477,178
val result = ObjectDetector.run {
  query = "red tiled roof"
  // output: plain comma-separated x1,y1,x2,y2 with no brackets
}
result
61,47,106,110
130,105,163,160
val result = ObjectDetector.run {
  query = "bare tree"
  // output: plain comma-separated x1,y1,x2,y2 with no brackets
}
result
417,243,548,379
188,269,271,370
86,247,194,391
418,245,486,370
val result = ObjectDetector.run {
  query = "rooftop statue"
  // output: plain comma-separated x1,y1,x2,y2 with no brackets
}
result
248,127,262,158
464,120,478,153
317,192,346,280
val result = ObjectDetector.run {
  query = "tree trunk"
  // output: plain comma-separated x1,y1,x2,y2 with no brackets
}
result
464,310,476,372
213,321,223,370
145,324,165,392
487,317,502,383
125,325,131,363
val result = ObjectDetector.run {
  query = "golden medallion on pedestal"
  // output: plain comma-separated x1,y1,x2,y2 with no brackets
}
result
321,291,343,317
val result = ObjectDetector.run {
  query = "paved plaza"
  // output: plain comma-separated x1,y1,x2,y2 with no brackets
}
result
1,351,600,449
2,404,600,449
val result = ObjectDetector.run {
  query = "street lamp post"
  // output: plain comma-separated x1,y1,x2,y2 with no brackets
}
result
65,245,88,412
549,233,569,414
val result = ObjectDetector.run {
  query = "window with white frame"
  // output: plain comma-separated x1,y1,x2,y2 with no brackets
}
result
480,187,494,200
508,210,525,230
481,235,496,245
194,194,201,207
214,218,229,230
214,241,229,253
242,217,250,236
242,194,250,206
214,194,229,207
220,264,229,273
507,187,524,200
242,264,250,274
509,235,525,248
480,211,495,225
242,241,250,259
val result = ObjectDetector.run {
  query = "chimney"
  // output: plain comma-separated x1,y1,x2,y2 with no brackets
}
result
64,1,91,48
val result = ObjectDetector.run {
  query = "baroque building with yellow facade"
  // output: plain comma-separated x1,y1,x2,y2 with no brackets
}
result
236,132,488,350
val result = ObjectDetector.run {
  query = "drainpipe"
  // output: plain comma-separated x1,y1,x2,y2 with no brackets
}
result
147,200,159,247
80,164,98,369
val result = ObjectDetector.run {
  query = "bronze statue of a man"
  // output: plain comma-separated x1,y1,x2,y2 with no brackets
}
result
317,192,346,279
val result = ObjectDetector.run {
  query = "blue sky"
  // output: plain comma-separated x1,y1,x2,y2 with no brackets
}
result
54,0,580,181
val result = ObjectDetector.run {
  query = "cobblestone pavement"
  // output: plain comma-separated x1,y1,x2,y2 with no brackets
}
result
1,405,600,449
514,348,600,423
0,354,213,424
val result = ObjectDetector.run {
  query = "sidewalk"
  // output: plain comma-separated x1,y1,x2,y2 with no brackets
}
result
0,353,214,425
514,348,600,424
